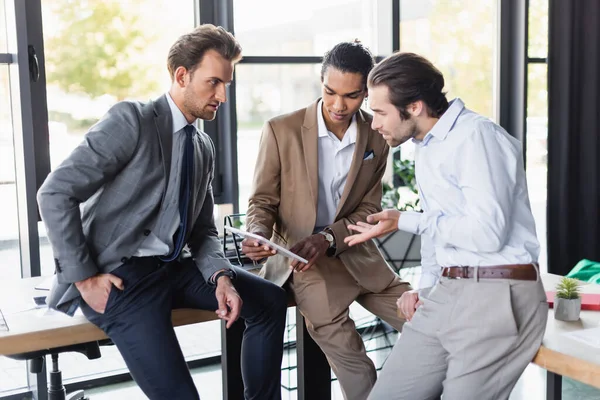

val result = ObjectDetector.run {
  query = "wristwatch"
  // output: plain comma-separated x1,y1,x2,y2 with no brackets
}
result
213,269,236,285
318,229,336,257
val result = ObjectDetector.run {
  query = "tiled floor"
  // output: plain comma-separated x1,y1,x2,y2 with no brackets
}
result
84,355,600,400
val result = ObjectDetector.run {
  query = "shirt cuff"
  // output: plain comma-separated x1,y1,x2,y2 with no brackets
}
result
397,211,421,235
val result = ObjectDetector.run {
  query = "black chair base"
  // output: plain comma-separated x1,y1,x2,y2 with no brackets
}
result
8,341,101,400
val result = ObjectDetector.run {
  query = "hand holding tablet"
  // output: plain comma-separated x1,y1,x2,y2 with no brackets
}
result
225,226,309,264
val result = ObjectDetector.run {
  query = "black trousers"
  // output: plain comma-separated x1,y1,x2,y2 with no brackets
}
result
80,257,287,400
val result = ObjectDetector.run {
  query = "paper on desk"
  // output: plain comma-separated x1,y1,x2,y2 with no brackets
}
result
35,275,56,291
562,326,600,349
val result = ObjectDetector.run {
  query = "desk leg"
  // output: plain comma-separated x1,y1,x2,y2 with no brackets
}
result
28,357,48,400
221,319,245,400
547,371,562,400
296,308,331,400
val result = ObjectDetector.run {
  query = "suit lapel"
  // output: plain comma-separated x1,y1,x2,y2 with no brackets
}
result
334,109,370,219
152,94,173,205
302,100,320,218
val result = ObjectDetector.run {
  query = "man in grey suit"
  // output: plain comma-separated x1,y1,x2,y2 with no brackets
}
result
37,24,287,400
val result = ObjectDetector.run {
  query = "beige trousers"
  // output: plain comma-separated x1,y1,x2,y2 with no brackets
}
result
289,257,411,400
368,274,548,400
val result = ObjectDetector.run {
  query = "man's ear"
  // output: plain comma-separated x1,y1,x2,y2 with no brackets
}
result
173,66,188,88
408,101,425,117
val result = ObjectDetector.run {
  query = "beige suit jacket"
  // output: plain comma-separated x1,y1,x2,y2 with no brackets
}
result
246,99,398,293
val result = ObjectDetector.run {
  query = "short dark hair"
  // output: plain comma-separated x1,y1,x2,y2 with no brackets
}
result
167,24,242,80
368,52,449,119
321,41,375,86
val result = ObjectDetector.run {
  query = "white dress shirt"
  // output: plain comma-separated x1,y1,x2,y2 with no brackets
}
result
134,93,196,257
315,100,358,228
397,98,540,289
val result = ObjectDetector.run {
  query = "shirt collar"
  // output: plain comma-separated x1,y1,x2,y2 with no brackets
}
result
166,92,193,134
417,98,465,145
316,99,357,145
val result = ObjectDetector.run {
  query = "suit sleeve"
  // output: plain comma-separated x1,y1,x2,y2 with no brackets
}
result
328,141,390,256
37,102,141,284
245,121,281,238
187,137,235,282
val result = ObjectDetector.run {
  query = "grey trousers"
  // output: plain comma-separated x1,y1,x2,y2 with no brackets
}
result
368,274,548,400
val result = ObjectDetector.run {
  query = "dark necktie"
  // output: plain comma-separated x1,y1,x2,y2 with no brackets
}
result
160,124,195,262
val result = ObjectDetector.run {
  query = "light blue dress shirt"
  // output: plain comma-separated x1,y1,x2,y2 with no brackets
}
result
397,98,540,289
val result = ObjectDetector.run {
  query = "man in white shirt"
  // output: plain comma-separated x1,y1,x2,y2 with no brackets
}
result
345,52,547,400
242,42,411,400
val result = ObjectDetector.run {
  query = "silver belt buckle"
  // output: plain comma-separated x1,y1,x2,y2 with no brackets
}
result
447,266,469,279
445,267,459,279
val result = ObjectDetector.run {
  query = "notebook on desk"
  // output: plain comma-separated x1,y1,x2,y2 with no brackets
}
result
546,292,600,311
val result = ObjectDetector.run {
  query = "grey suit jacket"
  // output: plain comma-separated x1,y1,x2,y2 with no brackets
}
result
37,94,232,315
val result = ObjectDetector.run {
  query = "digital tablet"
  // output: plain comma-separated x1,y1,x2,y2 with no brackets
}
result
224,226,309,264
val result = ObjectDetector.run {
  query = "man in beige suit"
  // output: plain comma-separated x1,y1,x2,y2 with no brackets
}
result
242,42,411,400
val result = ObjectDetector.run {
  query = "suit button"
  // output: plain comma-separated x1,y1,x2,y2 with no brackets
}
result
121,257,128,263
143,229,151,236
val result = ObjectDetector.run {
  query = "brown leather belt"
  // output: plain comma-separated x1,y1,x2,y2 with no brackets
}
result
441,264,538,281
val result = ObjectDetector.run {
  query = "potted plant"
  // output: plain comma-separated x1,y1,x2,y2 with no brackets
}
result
377,158,421,277
554,277,582,321
381,159,420,212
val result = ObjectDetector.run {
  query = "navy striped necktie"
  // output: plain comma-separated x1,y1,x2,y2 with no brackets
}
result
160,124,195,262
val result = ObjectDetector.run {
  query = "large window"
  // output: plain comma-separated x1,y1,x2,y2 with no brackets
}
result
236,64,322,213
398,0,499,162
400,0,498,120
0,0,29,394
38,0,199,277
233,0,392,212
234,0,390,57
0,64,28,398
526,0,548,272
0,0,550,397
36,0,225,385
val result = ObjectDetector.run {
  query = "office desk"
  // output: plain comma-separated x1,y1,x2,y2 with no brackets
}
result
533,274,600,399
0,277,216,356
0,276,331,400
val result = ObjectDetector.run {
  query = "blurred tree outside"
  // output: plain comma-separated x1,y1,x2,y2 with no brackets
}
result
400,0,547,122
429,0,496,118
45,0,158,102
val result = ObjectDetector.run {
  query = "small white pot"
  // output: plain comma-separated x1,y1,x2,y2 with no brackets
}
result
554,296,581,321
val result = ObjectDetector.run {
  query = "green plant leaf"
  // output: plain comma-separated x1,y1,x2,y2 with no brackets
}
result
555,277,581,300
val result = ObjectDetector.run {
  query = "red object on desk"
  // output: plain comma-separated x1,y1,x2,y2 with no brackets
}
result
546,291,600,311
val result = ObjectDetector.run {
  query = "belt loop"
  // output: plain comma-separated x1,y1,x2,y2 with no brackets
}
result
474,265,479,282
532,263,540,282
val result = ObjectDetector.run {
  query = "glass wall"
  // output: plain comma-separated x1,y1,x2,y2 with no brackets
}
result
234,0,389,56
0,0,549,397
0,65,28,397
233,0,392,213
0,0,29,394
236,63,322,213
36,0,223,385
398,0,499,161
526,0,549,272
